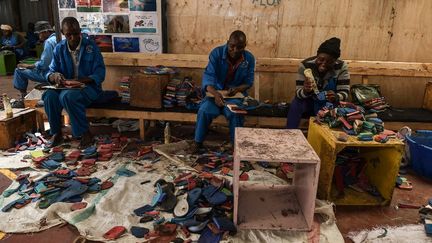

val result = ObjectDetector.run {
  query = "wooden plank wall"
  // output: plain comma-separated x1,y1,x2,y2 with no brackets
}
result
103,0,432,108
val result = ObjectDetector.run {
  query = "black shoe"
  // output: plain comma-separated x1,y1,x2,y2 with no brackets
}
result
11,99,25,108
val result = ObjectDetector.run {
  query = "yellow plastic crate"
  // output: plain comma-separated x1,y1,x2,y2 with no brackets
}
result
307,118,404,205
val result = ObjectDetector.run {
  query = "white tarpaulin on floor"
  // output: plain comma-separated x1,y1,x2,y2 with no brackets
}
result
0,142,344,242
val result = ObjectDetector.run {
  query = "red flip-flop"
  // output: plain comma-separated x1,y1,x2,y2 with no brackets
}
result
103,226,126,240
71,202,87,211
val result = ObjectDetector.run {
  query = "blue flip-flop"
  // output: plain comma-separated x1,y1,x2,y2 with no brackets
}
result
134,204,155,216
130,226,149,238
49,152,65,162
202,185,227,205
116,168,136,177
87,178,101,186
187,188,202,206
41,159,61,170
198,227,222,243
213,216,237,234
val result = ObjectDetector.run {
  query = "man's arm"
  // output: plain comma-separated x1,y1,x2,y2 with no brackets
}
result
335,62,350,101
14,34,25,49
46,46,63,84
202,49,219,92
34,37,55,71
295,63,313,99
85,45,106,85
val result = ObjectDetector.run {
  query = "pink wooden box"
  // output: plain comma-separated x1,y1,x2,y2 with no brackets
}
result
233,128,321,231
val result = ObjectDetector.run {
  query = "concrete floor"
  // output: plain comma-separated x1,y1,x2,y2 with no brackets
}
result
1,74,432,242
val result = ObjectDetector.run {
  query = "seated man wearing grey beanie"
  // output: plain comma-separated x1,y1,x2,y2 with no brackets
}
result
12,21,57,107
286,37,351,129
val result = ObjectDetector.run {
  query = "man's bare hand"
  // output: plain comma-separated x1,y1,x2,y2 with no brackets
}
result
227,87,239,97
214,91,225,107
326,90,337,102
49,72,65,86
303,77,313,93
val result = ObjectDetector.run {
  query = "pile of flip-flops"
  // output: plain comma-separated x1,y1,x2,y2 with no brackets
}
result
128,172,237,241
420,198,432,236
363,97,390,112
4,132,49,153
333,148,382,198
140,66,178,75
316,101,389,142
1,168,114,212
0,133,135,212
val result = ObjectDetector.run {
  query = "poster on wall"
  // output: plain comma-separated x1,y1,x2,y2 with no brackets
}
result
104,15,130,33
129,0,156,11
59,10,78,23
58,0,75,9
130,12,157,33
103,0,129,13
113,37,139,52
77,13,104,33
139,35,161,53
57,0,162,53
90,35,113,52
76,0,102,12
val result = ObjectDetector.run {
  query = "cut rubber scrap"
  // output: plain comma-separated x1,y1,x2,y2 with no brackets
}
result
213,216,237,234
87,183,101,193
198,227,222,243
66,195,83,203
2,197,29,212
82,146,97,155
87,178,101,186
49,152,65,162
202,185,227,205
134,204,155,216
71,202,88,211
39,181,88,209
187,188,202,206
100,180,114,190
66,150,81,160
41,159,61,170
80,159,96,167
130,226,150,238
139,215,154,223
116,168,136,177
103,226,126,240
396,176,413,190
76,167,92,176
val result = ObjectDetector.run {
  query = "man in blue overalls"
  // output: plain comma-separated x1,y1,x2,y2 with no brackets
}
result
44,17,105,148
286,37,351,129
193,30,255,150
12,21,57,107
0,24,26,60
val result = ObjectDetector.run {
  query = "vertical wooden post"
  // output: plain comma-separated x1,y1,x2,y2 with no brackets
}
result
361,75,369,84
50,0,62,43
139,119,145,140
254,72,260,100
36,111,45,132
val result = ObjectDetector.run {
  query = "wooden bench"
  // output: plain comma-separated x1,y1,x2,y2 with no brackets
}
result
33,54,432,139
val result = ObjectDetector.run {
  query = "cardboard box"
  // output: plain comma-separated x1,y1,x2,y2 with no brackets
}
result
0,108,37,149
130,72,170,109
